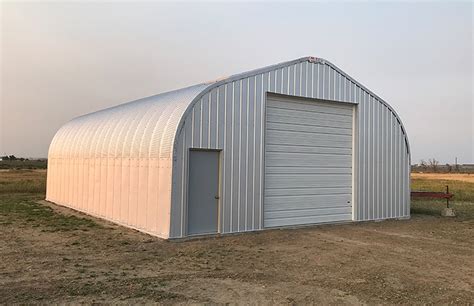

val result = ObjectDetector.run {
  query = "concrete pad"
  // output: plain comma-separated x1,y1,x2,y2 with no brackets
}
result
441,208,456,217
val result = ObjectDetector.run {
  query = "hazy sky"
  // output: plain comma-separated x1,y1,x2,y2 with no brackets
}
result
1,1,473,164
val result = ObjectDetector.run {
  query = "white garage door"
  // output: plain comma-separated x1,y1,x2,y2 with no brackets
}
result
264,94,354,228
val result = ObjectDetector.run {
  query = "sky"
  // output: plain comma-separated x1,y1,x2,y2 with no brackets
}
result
1,1,473,164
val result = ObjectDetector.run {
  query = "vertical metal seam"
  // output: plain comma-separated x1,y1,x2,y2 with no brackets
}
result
342,76,346,102
280,68,283,93
351,100,357,220
216,87,222,231
293,64,296,95
390,114,393,217
398,128,402,216
199,99,203,147
252,76,257,228
362,91,366,220
376,100,379,218
372,96,376,219
300,62,303,96
191,108,195,147
402,142,405,216
180,130,185,237
208,94,211,148
367,93,371,220
260,73,267,229
394,123,398,217
274,69,277,92
287,67,291,95
216,88,219,148
222,85,227,232
230,83,234,231
317,64,321,98
245,78,249,231
380,102,384,218
358,88,362,220
381,105,384,218
386,107,389,218
304,62,309,98
371,97,378,220
237,80,242,231
322,64,325,99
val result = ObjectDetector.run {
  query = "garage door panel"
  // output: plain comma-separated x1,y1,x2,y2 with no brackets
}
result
266,166,351,175
266,152,352,167
266,144,352,155
264,213,353,228
267,111,352,129
266,174,351,189
268,98,353,116
266,130,352,147
265,187,352,197
264,95,354,228
266,207,352,219
267,122,352,136
267,114,352,130
265,194,351,209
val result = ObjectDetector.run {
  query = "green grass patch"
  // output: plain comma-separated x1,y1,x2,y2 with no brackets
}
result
0,193,99,232
411,200,474,219
0,178,46,194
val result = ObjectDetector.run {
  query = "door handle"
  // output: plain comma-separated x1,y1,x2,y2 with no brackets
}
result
214,195,220,200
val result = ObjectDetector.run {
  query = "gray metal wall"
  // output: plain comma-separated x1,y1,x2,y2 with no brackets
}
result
169,58,410,238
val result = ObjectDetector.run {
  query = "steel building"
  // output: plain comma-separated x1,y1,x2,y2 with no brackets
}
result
47,57,410,239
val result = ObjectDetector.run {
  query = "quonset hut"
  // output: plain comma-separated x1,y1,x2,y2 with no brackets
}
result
47,57,410,239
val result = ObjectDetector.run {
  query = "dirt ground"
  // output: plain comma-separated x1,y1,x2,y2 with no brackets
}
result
1,170,473,303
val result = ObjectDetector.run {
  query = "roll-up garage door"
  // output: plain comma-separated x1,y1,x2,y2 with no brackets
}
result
264,94,354,228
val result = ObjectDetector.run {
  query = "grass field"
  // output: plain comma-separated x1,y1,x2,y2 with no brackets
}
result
411,173,474,218
0,160,47,170
1,170,473,303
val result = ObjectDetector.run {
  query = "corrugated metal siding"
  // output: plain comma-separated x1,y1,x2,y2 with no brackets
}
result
264,95,354,227
170,58,410,238
47,84,210,239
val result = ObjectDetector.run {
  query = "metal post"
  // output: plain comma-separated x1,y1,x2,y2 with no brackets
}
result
446,185,449,208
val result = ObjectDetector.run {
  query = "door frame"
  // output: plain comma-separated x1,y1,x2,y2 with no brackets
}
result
262,93,357,228
186,148,222,236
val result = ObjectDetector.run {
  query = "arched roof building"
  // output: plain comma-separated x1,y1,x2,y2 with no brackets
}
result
47,57,410,239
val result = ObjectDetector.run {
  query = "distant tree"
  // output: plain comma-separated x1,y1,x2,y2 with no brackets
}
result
8,155,17,161
428,158,439,172
0,155,8,161
446,163,452,172
419,160,428,171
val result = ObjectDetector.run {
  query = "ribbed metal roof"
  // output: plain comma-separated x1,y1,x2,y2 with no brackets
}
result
48,83,210,159
49,56,410,160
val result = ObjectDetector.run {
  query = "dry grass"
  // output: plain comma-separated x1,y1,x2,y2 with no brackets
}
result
0,169,46,194
411,172,474,183
411,173,474,204
411,173,474,218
